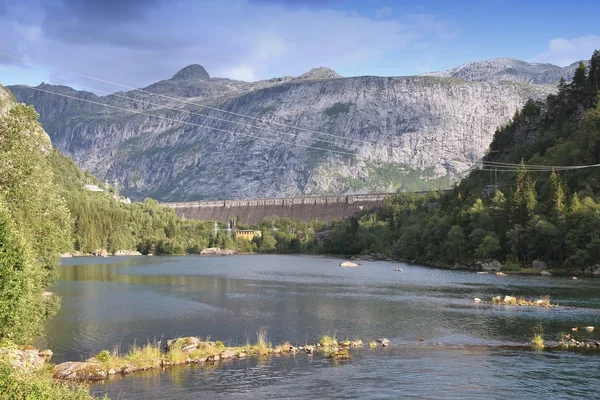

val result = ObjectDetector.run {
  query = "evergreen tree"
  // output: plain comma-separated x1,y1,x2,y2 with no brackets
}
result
588,50,600,94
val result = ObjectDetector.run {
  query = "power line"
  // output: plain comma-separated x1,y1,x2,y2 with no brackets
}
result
14,83,365,159
0,51,386,148
42,74,359,150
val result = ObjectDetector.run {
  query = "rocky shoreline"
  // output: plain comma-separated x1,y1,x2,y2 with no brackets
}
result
347,253,599,276
4,331,599,384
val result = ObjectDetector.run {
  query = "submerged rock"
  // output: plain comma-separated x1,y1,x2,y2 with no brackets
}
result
541,270,552,276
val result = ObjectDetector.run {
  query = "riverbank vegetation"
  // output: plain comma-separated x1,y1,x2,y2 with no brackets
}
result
290,50,600,274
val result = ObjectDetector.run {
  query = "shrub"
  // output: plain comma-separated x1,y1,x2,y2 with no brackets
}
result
502,261,521,271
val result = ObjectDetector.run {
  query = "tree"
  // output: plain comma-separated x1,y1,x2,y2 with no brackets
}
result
0,197,58,343
571,61,587,99
444,225,465,263
548,171,566,220
588,50,600,94
476,235,502,259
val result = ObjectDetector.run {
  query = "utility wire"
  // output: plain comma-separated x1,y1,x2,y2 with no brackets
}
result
41,74,360,150
16,83,365,159
0,51,386,147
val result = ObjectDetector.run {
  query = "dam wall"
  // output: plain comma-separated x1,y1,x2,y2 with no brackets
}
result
161,193,396,224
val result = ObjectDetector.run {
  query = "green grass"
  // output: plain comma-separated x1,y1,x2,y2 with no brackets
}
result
0,359,103,400
531,334,545,349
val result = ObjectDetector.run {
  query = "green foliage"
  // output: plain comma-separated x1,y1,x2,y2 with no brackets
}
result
0,359,99,400
0,101,68,344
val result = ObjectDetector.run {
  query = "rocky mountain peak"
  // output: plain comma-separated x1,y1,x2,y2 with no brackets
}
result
297,67,342,80
171,64,210,81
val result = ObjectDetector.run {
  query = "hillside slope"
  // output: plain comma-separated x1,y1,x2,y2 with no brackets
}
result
8,63,554,201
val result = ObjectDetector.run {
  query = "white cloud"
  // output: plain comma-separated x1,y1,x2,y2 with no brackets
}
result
534,35,600,66
220,65,256,81
0,0,452,90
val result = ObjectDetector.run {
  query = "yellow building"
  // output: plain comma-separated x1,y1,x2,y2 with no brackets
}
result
235,230,262,241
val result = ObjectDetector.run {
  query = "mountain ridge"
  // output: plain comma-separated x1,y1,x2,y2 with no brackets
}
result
6,57,558,201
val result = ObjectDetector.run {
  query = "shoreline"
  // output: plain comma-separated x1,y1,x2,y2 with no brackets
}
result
59,251,598,277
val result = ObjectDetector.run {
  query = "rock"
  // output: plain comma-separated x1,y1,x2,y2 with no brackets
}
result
476,271,488,274
113,250,143,256
377,338,390,346
473,298,482,303
532,260,548,270
340,261,359,268
108,369,116,375
53,362,107,381
394,268,403,272
92,248,108,257
496,272,507,277
479,260,502,272
236,352,246,358
329,350,351,360
200,247,237,256
572,276,578,280
304,346,315,355
586,326,595,332
60,253,73,258
42,291,54,299
122,365,137,374
220,350,236,360
503,295,517,304
166,337,201,352
541,270,552,276
38,349,53,360
583,265,600,276
1,349,46,373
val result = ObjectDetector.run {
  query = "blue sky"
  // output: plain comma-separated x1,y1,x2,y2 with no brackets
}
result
1,0,599,92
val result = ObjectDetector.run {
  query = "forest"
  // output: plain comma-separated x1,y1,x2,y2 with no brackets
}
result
318,51,600,272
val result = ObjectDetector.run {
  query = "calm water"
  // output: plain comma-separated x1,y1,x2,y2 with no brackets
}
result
43,255,600,399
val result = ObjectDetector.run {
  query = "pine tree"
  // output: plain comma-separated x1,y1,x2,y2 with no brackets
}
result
588,50,600,94
571,61,588,99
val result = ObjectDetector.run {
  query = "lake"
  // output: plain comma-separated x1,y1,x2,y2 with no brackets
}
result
43,255,600,399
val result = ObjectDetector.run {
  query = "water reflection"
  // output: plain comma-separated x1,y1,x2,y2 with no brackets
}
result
44,255,600,399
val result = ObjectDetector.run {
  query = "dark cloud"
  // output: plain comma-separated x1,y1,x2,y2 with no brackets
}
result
246,0,341,7
47,0,161,22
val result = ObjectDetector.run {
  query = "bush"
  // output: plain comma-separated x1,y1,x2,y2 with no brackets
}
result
502,261,521,271
0,359,99,400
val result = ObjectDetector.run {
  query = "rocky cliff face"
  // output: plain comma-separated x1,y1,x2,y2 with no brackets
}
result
423,58,581,85
8,64,554,201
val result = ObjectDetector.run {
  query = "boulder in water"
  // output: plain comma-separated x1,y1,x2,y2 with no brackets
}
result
340,261,359,267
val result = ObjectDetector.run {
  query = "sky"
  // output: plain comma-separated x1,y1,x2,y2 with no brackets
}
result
1,0,599,92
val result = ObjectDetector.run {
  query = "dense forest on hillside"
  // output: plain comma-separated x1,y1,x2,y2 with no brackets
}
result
318,51,600,272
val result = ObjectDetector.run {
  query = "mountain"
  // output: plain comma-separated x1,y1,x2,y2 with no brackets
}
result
7,63,554,201
423,58,581,85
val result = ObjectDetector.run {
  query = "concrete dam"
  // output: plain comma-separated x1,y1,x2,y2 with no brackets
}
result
161,193,396,224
